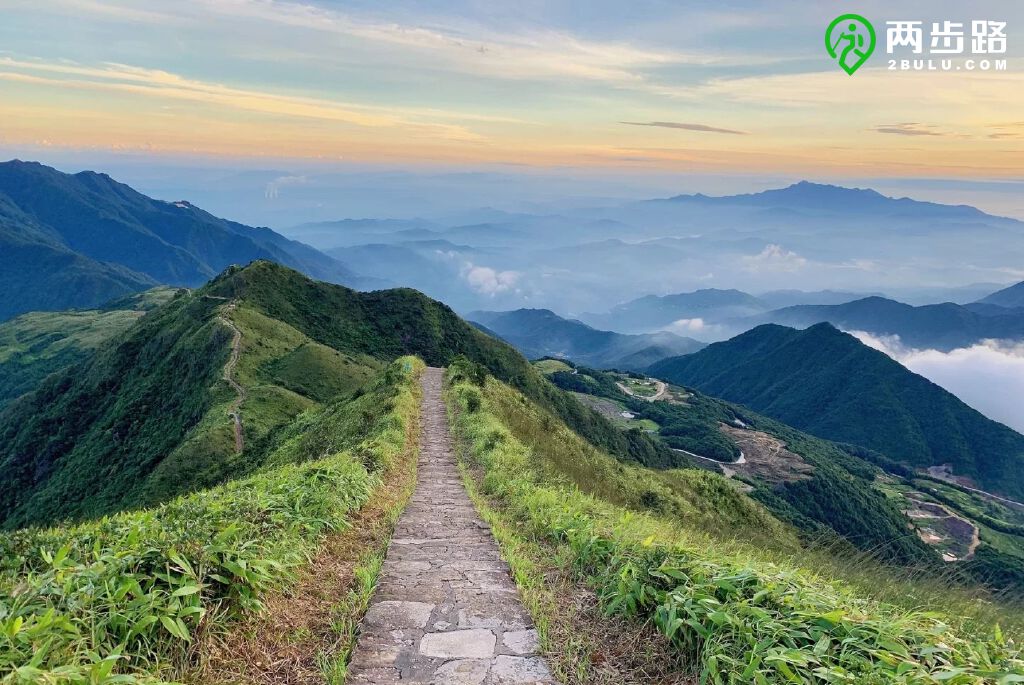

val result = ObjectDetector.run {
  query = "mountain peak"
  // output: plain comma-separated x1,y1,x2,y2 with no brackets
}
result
664,180,989,219
978,280,1024,308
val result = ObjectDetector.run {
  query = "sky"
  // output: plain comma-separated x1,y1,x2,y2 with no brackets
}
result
2,0,1024,189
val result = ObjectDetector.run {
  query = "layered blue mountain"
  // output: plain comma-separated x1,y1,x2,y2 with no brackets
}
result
468,308,705,370
0,160,358,320
581,289,768,333
747,296,1024,351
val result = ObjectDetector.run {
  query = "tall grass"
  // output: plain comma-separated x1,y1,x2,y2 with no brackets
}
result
445,362,1023,684
0,357,422,684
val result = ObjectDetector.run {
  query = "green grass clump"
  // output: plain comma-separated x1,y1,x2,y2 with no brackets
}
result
445,364,1024,684
0,357,423,684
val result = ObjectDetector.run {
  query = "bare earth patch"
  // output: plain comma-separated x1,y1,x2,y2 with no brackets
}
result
904,496,980,562
719,424,814,484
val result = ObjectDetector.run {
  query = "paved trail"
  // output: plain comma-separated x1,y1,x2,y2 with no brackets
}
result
347,368,555,685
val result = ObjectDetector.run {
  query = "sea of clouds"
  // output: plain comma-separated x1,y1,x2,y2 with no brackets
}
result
850,332,1024,433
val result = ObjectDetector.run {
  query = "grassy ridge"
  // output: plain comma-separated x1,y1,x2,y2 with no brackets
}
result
0,291,229,527
0,357,422,684
481,364,791,544
0,262,682,529
212,261,679,471
445,362,1024,684
0,288,177,410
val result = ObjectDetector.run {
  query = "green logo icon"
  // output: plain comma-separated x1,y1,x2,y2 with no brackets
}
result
826,14,876,75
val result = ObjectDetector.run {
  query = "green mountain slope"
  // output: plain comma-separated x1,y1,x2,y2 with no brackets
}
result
0,288,177,409
467,307,704,370
648,323,1024,499
0,160,357,320
0,261,676,528
447,362,1024,683
0,198,158,320
541,362,933,563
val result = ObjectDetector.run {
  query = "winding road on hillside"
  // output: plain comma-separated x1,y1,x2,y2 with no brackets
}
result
616,378,668,402
673,447,746,474
347,368,554,684
954,485,1024,511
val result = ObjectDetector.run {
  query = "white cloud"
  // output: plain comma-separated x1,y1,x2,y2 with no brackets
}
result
667,317,706,333
741,244,807,273
264,174,307,198
851,331,1024,433
460,262,521,296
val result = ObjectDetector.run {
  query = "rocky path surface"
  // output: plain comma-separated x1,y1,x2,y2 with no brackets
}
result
347,367,555,685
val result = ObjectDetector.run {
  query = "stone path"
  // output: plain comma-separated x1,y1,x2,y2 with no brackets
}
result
347,367,556,685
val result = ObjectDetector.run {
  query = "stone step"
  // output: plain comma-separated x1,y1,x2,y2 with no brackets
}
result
346,367,555,685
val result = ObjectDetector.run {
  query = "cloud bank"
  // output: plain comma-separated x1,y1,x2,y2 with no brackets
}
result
851,331,1024,433
460,262,521,296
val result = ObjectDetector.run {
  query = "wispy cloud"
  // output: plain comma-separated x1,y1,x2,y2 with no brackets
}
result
873,122,944,137
620,121,747,135
0,57,484,141
264,174,307,199
185,0,710,85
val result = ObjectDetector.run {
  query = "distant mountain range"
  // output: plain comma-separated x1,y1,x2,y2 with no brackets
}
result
278,180,1024,315
581,289,768,333
745,295,1024,351
468,308,705,370
648,323,1024,499
978,281,1024,309
0,160,359,320
662,181,992,219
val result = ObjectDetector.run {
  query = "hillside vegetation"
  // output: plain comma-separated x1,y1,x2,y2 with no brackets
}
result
0,262,677,529
649,323,1024,500
0,288,177,409
544,362,935,566
0,357,422,683
445,361,1024,684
